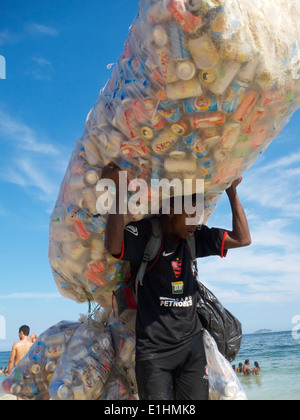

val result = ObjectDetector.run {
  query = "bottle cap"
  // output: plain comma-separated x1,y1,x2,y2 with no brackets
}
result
85,170,99,185
153,26,169,47
176,60,197,81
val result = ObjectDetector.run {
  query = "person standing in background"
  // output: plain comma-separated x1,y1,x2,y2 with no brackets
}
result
7,326,33,376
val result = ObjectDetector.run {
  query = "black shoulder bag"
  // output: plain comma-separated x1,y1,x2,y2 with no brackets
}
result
189,236,242,363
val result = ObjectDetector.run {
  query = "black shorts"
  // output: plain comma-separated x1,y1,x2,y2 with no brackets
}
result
135,332,208,400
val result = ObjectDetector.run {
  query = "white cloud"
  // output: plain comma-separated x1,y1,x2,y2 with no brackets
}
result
204,242,300,304
240,150,300,218
0,29,19,46
0,108,59,155
0,108,70,204
25,23,59,37
29,55,54,81
250,218,300,251
6,157,59,202
202,216,300,303
200,149,300,306
0,23,59,47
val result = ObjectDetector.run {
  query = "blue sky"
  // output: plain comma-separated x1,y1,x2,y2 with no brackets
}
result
0,0,300,350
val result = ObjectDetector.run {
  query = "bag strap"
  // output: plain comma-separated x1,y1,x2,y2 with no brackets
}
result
135,219,198,292
135,218,163,290
187,235,199,281
186,236,196,262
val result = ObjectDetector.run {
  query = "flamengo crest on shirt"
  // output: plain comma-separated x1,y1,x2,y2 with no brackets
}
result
171,260,182,279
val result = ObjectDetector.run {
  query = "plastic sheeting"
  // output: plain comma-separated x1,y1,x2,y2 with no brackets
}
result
203,329,247,400
49,0,300,306
3,312,137,400
2,321,80,400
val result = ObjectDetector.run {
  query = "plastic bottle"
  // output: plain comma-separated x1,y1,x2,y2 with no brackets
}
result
183,95,218,114
84,138,102,166
188,35,219,69
169,22,191,61
184,132,208,159
168,0,204,35
207,61,241,95
191,111,226,129
221,79,249,114
156,48,179,84
166,77,203,100
232,90,260,122
164,151,198,175
147,0,172,24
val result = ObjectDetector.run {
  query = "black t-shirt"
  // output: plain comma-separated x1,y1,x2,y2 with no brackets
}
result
117,218,228,362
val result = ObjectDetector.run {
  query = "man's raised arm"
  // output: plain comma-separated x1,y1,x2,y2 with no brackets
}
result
224,177,252,250
103,164,125,256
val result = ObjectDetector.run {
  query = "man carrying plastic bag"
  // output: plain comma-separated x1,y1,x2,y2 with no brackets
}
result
104,163,251,400
48,0,300,401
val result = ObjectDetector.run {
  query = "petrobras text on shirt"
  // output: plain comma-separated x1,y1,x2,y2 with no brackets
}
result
159,296,193,308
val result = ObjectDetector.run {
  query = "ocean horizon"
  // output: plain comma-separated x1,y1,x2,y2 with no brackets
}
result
1,330,299,400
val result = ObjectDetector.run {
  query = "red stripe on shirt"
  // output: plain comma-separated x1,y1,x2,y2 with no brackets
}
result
221,231,228,259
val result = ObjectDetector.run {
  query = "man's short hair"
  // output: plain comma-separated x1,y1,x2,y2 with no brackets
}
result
19,325,30,336
169,193,198,209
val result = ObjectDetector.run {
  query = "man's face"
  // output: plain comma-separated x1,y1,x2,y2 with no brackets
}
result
168,210,199,240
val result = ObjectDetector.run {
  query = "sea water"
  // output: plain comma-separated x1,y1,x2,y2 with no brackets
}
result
0,352,10,397
0,331,299,400
236,331,300,400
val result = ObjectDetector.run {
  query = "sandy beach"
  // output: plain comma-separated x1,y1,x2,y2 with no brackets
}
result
0,395,17,400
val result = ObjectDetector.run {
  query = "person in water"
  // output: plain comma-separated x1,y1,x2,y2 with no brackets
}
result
243,360,252,376
253,361,261,375
236,362,243,374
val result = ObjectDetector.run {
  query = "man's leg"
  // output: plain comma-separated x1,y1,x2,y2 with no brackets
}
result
173,332,209,401
135,358,174,400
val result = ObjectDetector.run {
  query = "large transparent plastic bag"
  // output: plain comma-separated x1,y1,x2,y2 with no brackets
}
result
109,319,138,396
49,311,137,400
2,312,137,401
203,329,247,400
49,0,300,306
2,321,80,400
